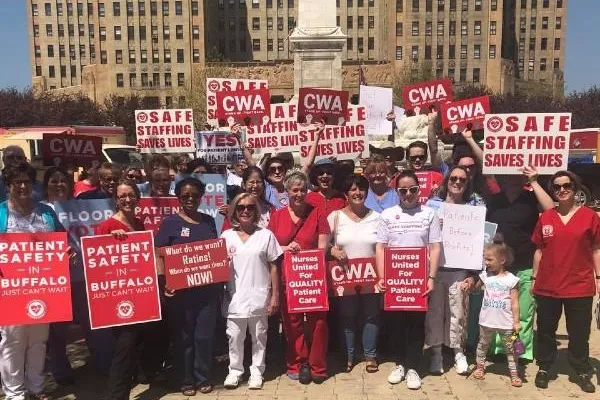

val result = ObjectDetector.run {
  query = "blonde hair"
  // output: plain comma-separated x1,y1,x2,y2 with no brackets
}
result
228,193,261,227
284,171,308,191
484,240,515,268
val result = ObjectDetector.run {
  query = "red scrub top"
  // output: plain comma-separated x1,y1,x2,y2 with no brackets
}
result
268,205,330,251
96,217,146,235
531,206,600,298
305,191,346,217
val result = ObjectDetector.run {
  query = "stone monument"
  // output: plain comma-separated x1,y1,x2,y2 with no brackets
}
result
289,0,346,95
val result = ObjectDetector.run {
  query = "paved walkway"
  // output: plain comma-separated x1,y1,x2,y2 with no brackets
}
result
3,313,600,400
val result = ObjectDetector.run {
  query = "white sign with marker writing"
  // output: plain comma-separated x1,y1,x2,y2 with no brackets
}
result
441,203,487,271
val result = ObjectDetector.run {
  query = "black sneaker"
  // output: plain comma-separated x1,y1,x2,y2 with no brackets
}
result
535,370,549,389
574,373,596,393
299,364,312,385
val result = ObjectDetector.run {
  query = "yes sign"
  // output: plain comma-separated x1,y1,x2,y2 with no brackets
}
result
441,95,490,132
402,78,453,112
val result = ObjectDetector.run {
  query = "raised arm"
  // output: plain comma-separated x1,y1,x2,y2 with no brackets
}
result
230,124,257,167
428,109,442,169
522,165,555,212
460,128,484,163
301,121,325,175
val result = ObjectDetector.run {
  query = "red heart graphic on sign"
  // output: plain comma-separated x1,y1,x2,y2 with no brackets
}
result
31,305,42,315
487,116,503,132
120,305,131,314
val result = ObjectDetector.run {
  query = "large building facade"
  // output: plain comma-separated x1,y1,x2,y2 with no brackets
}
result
27,0,566,104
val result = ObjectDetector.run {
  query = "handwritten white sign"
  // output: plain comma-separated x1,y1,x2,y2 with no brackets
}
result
359,85,393,137
441,203,486,270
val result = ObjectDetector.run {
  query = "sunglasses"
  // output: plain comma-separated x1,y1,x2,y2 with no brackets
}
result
397,186,420,196
408,155,427,162
449,176,467,184
236,204,257,212
316,168,334,176
180,193,200,201
551,182,573,192
268,165,284,173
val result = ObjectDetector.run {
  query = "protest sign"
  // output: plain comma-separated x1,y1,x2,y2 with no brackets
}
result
0,232,71,325
483,113,571,175
162,238,229,290
484,222,498,245
135,197,180,235
441,95,490,132
441,203,486,270
42,134,103,168
215,88,271,126
297,88,349,125
54,199,115,251
359,85,393,137
327,257,378,297
135,109,195,153
384,247,428,311
196,131,243,165
402,78,453,113
284,250,329,313
206,78,268,126
81,231,161,329
415,171,433,205
198,174,226,235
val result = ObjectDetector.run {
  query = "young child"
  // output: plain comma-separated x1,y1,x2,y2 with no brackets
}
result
473,240,522,387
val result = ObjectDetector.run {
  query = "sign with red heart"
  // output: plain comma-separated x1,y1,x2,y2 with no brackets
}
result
0,232,72,325
81,231,162,329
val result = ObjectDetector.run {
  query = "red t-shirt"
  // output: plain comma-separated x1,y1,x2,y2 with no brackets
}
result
268,206,330,251
73,181,97,198
531,206,600,298
305,191,346,217
95,217,146,235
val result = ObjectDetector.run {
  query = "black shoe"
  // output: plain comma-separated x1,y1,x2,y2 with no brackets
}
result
535,370,549,389
299,364,312,385
574,373,596,393
312,375,327,384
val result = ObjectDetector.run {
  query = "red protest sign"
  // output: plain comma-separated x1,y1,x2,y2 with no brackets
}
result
483,113,571,175
162,238,230,291
298,88,350,125
135,197,180,235
215,88,271,126
284,250,329,313
81,231,161,329
206,78,268,125
415,171,433,205
327,257,378,297
441,95,490,133
0,232,72,325
135,109,195,153
383,247,428,311
402,78,453,113
42,134,103,168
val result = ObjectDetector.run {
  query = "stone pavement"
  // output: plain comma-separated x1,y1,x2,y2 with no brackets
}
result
3,313,600,400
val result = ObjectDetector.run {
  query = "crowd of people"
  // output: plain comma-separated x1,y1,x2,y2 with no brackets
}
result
0,112,599,400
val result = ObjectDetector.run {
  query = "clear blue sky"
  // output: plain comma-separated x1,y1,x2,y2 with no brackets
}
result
0,0,598,93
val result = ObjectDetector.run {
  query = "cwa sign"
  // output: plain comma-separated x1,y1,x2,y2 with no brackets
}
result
441,95,490,133
402,78,453,113
215,88,271,126
42,134,103,168
297,88,349,125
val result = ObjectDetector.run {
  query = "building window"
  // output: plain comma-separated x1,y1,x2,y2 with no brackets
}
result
32,4,39,16
267,17,273,30
520,0,526,8
473,68,480,83
229,19,235,30
267,39,273,51
412,21,419,36
253,39,261,51
89,24,95,38
68,24,74,36
448,68,455,81
176,25,183,39
33,25,39,37
347,37,353,50
347,16,353,29
193,49,200,62
138,1,146,14
126,1,134,15
529,38,536,51
553,58,560,69
191,1,198,14
449,44,455,59
58,24,65,37
474,21,481,35
130,73,136,87
368,16,374,29
489,44,496,58
368,37,374,50
151,1,158,14
474,0,481,10
459,68,466,82
46,24,53,36
162,1,169,15
126,25,134,40
437,21,444,36
70,66,77,78
438,0,444,11
252,0,259,7
153,50,159,62
113,26,121,40
79,45,86,57
425,45,431,60
556,17,562,29
47,45,54,57
426,0,432,12
76,2,84,15
490,21,496,35
411,45,418,61
163,26,170,39
175,1,183,14
554,38,561,50
491,0,497,10
474,44,480,58
532,0,537,7
528,58,535,71
543,0,549,7
128,49,136,63
113,1,120,16
542,16,548,29
530,17,536,30
396,22,403,36
49,65,55,78
461,0,468,11
177,49,184,63
253,18,260,30
115,73,123,87
165,73,172,87
519,38,525,51
425,22,432,36
140,73,148,87
191,25,200,39
540,58,547,71
461,21,467,35
289,0,294,6
348,0,353,6
358,37,364,52
141,50,148,63
101,51,108,64
177,73,185,87
164,49,171,62
59,45,65,57
277,17,284,30
541,37,547,50
358,0,363,6
100,27,106,40
79,24,85,36
412,0,419,11
460,44,467,59
358,16,364,29
69,45,76,58
60,66,67,77
34,46,41,58
397,0,403,11
278,39,284,51
436,45,443,59
44,2,52,15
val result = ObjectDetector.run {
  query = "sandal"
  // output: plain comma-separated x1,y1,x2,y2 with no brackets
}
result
473,363,485,380
365,359,379,373
181,385,196,396
510,374,522,387
197,383,213,394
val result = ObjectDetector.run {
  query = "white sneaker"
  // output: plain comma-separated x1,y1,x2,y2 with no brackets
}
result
248,374,263,390
387,365,405,384
429,354,444,375
405,369,422,390
224,373,240,388
454,352,469,375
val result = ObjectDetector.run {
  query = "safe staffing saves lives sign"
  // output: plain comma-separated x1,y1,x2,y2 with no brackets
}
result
81,231,161,329
483,113,571,175
135,109,195,154
0,232,72,325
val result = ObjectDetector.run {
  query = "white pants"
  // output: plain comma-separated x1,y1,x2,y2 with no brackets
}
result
226,316,268,377
0,324,50,400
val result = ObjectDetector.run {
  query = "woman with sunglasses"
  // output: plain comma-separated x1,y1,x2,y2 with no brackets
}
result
222,167,274,230
531,171,600,393
364,156,400,213
375,169,441,390
423,166,484,376
220,193,282,390
328,175,381,373
154,178,220,396
268,171,330,384
306,158,346,216
123,166,144,185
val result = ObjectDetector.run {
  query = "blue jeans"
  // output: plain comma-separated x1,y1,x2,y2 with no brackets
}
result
339,294,380,359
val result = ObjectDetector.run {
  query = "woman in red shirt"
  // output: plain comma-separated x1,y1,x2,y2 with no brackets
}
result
268,171,330,384
305,159,346,216
531,170,600,393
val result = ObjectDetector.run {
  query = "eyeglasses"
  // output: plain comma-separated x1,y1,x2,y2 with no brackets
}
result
180,193,200,201
126,173,140,179
460,164,476,171
245,180,263,187
316,168,334,176
449,176,467,184
551,182,573,192
101,177,117,183
268,165,284,173
117,194,137,201
236,204,257,212
408,155,427,162
397,186,420,196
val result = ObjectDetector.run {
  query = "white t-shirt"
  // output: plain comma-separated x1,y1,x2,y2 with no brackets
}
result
376,204,442,247
221,227,283,318
478,270,520,330
227,172,243,187
327,209,380,259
